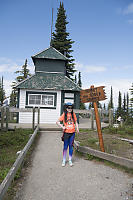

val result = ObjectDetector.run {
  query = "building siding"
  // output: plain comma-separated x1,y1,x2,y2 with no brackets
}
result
35,59,66,74
19,89,61,124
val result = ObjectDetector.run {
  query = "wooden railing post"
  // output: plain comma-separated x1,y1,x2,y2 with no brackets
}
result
91,108,94,130
6,106,9,131
1,106,4,131
32,107,35,130
38,107,40,125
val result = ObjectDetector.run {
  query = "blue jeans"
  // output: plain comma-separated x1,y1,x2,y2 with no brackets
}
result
63,133,75,161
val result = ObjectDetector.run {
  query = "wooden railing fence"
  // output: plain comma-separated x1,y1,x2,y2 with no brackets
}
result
74,108,113,129
0,106,40,131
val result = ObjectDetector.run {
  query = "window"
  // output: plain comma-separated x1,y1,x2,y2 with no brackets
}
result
42,95,54,106
29,95,41,105
28,94,54,107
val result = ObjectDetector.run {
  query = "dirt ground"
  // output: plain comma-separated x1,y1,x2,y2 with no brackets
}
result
75,131,133,160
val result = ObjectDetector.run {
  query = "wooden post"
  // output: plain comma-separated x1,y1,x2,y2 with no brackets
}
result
90,85,105,152
109,108,113,126
91,108,94,130
6,106,9,131
1,106,4,131
32,107,35,130
93,101,105,152
38,107,40,125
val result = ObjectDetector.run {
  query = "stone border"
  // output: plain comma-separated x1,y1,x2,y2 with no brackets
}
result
74,141,133,169
0,125,39,200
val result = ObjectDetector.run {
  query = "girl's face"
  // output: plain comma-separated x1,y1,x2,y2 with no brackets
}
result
67,106,73,113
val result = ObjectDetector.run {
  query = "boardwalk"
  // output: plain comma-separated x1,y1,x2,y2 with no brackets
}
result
15,131,132,200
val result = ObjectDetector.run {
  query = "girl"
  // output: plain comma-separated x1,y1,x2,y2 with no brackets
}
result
56,102,79,167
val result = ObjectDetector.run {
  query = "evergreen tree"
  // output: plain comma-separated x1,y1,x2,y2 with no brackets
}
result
9,89,17,107
0,76,5,105
78,72,82,87
74,74,77,84
10,59,31,107
117,91,122,117
123,93,126,112
89,102,93,109
15,59,31,83
108,86,113,109
130,83,133,106
52,2,76,79
122,93,126,121
126,92,129,115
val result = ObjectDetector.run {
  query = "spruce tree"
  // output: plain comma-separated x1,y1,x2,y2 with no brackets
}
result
10,59,31,107
15,59,31,83
126,92,129,115
9,90,17,107
0,76,5,105
122,93,126,121
74,74,77,84
123,93,126,112
130,83,133,106
78,72,82,88
52,2,76,79
117,91,122,117
108,86,113,109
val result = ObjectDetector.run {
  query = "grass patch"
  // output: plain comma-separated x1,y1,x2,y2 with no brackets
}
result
77,126,133,160
103,125,133,139
0,128,40,200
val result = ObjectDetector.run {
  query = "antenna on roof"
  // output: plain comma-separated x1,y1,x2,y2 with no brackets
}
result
50,7,53,46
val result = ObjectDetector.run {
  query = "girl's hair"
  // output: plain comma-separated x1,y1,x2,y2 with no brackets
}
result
64,109,75,123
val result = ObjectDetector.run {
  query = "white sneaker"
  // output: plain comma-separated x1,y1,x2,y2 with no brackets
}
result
62,161,65,167
69,160,73,167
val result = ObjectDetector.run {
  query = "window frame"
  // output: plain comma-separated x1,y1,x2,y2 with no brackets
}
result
26,91,57,109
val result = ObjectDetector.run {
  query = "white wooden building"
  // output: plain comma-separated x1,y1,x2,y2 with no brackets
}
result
16,47,81,124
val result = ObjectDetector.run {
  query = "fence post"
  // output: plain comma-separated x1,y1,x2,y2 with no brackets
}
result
1,106,4,131
91,108,94,130
32,107,35,130
6,106,9,131
109,108,113,126
38,107,40,125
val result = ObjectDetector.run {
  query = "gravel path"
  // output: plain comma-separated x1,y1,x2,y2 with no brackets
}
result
15,131,132,200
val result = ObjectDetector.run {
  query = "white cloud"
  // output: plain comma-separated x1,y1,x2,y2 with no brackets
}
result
75,62,107,73
127,19,133,24
0,57,34,73
0,57,35,97
123,3,133,15
3,79,13,97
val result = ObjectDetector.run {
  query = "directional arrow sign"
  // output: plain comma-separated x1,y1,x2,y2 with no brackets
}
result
80,86,107,103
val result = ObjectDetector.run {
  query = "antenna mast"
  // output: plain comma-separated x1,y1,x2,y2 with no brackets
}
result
50,7,53,46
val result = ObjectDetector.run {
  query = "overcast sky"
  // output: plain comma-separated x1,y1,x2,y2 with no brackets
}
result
0,0,133,107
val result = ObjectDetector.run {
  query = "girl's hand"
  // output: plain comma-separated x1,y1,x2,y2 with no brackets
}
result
77,129,79,134
62,126,66,131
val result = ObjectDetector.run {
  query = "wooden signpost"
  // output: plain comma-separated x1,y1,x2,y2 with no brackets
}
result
80,85,107,152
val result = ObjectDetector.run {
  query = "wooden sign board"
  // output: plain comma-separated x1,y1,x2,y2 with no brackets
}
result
80,86,107,103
